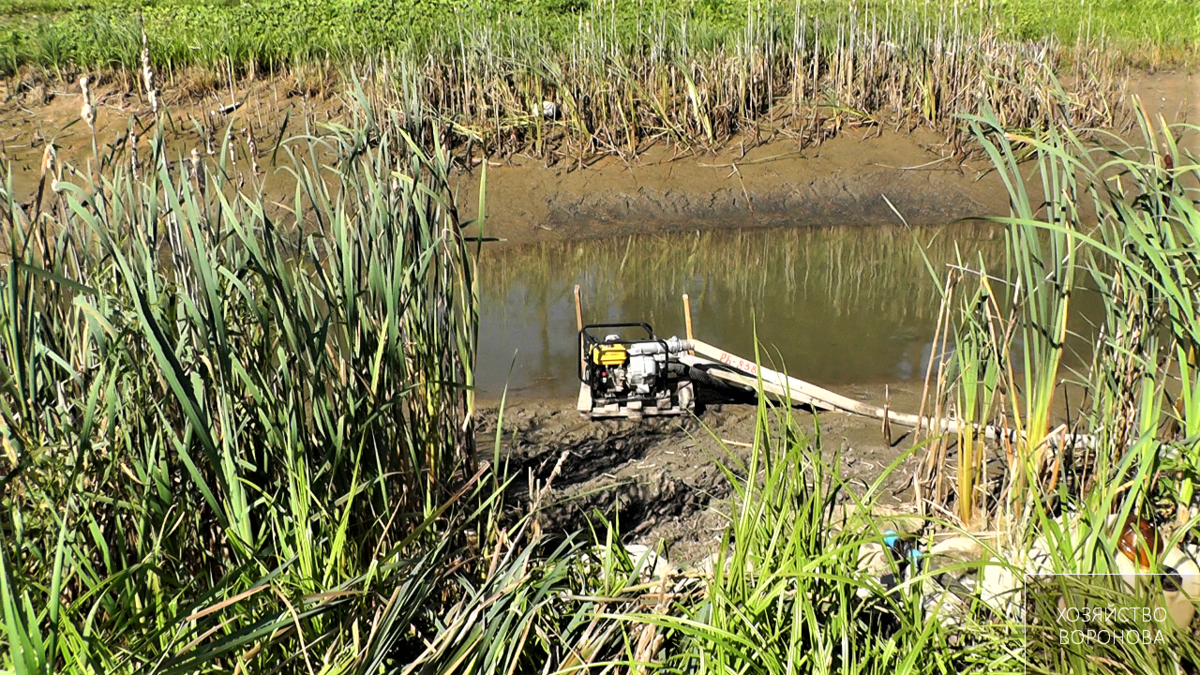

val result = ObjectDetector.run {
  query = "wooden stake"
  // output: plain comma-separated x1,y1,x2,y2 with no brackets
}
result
575,284,586,376
682,293,694,354
574,284,583,331
882,385,893,447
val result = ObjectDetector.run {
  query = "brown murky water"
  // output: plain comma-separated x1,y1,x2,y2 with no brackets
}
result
1,74,1119,402
475,222,1107,399
475,222,1099,399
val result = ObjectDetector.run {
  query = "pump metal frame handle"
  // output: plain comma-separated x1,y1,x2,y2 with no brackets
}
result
577,322,661,383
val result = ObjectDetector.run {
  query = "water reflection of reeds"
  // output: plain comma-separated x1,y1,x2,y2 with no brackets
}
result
484,225,1006,317
476,223,1010,397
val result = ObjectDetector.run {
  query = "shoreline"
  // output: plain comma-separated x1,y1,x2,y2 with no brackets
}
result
1,71,1194,248
475,383,930,563
455,127,1011,245
455,70,1197,245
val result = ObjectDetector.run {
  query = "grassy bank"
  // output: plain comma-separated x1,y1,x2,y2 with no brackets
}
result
1,0,1196,74
6,0,1139,166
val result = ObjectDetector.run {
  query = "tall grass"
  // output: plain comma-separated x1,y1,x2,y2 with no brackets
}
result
6,64,1200,674
0,92,1047,670
661,105,1200,671
374,1,1125,158
2,0,1195,75
633,397,1014,674
0,95,490,670
0,124,1034,669
916,100,1200,591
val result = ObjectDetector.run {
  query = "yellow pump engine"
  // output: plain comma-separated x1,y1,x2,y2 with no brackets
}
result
577,323,694,419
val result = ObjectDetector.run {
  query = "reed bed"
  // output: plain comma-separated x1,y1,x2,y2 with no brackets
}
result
4,0,1195,76
0,97,1028,670
0,98,491,671
891,105,1200,670
6,1,1136,160
916,102,1200,545
6,63,1200,675
471,90,1200,672
361,2,1129,160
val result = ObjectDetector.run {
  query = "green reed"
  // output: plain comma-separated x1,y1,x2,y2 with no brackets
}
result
4,0,1195,76
5,1,1136,160
5,65,1200,675
0,97,484,671
387,1,1126,159
919,101,1200,553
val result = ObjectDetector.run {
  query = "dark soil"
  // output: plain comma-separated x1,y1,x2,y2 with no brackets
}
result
476,381,929,565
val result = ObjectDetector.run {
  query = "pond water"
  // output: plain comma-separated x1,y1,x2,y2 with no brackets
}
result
475,223,1103,399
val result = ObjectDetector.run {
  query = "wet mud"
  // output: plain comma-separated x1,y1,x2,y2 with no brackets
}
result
476,382,928,564
2,71,1196,246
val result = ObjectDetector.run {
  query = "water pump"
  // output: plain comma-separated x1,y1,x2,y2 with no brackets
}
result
577,323,695,418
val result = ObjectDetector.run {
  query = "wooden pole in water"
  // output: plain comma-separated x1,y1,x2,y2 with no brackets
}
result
682,294,694,354
574,284,586,376
883,384,893,447
574,284,583,331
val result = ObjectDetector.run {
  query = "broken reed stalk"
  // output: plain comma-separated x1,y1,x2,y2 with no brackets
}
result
882,384,892,447
916,270,959,511
916,271,955,445
141,30,159,114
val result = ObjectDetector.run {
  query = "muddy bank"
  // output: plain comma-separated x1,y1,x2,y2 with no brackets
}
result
477,382,928,564
453,71,1197,244
2,71,1196,246
458,129,1009,244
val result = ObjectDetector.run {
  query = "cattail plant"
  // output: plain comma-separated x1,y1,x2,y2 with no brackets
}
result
913,103,1200,538
0,95,486,673
347,3,1127,163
